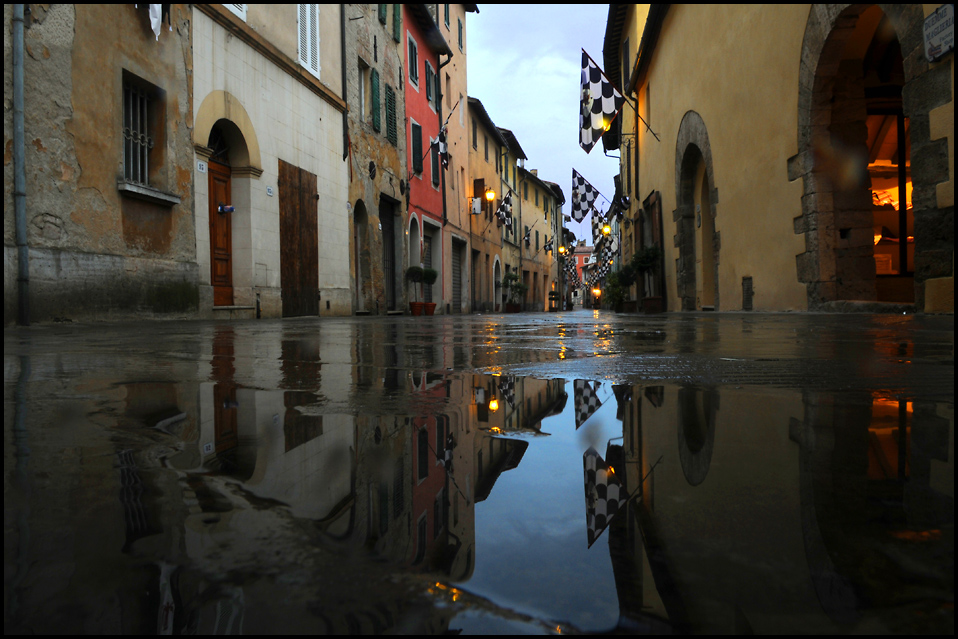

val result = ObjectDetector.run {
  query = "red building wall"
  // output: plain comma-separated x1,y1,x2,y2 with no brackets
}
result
404,7,445,236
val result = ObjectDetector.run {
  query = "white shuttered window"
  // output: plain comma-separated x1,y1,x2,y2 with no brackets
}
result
298,5,320,80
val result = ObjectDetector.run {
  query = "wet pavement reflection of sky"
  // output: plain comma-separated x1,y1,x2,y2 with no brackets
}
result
4,313,954,634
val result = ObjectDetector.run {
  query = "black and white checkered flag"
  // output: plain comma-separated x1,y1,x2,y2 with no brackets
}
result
497,375,515,408
591,209,607,243
496,191,513,227
571,169,599,223
438,128,449,169
574,379,602,429
579,49,625,154
584,446,626,547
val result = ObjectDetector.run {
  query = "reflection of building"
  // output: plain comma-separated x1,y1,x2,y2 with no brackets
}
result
604,5,954,313
610,381,954,633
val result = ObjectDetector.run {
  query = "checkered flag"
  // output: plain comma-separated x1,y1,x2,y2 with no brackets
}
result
438,128,449,169
584,446,627,547
496,191,513,227
574,379,602,429
497,376,516,408
571,169,599,223
591,209,607,243
579,49,625,154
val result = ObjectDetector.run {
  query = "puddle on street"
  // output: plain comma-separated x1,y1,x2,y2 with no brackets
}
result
4,325,954,634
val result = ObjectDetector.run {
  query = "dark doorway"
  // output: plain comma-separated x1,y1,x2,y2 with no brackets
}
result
380,198,398,311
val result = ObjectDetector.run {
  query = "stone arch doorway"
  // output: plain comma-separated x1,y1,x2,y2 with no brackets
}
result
675,111,719,311
793,4,951,309
352,200,371,313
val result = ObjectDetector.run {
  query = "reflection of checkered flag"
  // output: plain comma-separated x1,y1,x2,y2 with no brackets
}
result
580,50,625,154
574,379,602,429
571,169,599,223
497,375,515,408
584,446,626,547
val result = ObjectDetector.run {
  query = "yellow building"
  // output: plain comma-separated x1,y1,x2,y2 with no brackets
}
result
467,97,507,311
605,4,954,313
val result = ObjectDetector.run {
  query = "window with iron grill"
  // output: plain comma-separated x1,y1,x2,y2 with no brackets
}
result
123,83,154,185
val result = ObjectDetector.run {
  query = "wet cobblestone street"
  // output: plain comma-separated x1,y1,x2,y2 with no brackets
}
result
4,310,954,633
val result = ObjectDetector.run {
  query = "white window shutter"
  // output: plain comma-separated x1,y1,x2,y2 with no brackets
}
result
225,4,247,21
298,5,320,79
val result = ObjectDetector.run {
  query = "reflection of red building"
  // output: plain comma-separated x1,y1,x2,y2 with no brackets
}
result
404,6,452,305
410,374,450,568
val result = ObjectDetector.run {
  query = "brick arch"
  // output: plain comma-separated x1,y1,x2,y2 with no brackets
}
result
674,110,720,311
791,4,952,310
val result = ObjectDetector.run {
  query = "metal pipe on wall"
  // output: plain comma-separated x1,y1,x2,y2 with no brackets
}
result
14,4,29,326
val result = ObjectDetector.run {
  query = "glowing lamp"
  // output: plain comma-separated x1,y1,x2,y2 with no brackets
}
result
484,188,496,202
489,398,499,412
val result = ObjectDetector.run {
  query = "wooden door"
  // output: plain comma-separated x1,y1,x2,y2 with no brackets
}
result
279,159,320,317
209,161,233,306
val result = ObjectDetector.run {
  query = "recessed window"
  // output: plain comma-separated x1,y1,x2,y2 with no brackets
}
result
408,35,419,88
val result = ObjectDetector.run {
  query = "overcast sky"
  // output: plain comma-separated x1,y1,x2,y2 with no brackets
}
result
466,4,620,245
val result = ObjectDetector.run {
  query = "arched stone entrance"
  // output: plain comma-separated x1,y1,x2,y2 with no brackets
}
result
352,200,371,313
674,111,720,311
792,4,952,310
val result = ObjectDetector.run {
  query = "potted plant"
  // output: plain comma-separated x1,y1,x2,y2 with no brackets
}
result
501,272,527,313
421,267,439,315
405,266,423,316
632,245,663,314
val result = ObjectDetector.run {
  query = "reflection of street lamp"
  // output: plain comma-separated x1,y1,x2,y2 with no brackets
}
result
489,398,499,412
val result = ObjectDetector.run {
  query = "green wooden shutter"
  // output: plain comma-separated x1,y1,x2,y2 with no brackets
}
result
385,84,397,146
371,68,381,132
378,4,387,24
393,4,402,42
412,122,423,173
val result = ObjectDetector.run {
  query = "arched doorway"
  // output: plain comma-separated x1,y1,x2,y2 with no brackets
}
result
207,120,252,307
794,4,949,308
353,200,370,313
675,111,719,311
408,216,421,306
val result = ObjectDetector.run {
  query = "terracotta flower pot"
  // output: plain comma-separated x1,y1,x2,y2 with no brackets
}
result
423,302,437,316
410,302,424,316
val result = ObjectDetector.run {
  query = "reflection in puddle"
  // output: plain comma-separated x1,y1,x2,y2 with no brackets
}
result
4,326,953,635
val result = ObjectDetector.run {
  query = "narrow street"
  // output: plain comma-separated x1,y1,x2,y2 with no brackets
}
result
4,310,953,633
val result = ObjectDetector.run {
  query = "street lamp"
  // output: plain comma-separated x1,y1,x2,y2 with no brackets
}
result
484,188,496,202
602,223,611,236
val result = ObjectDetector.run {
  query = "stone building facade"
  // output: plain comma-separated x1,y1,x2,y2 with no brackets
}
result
604,4,953,313
192,5,348,319
344,3,408,315
4,4,198,324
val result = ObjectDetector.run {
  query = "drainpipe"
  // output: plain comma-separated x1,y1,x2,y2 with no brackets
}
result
340,4,348,161
14,4,29,326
